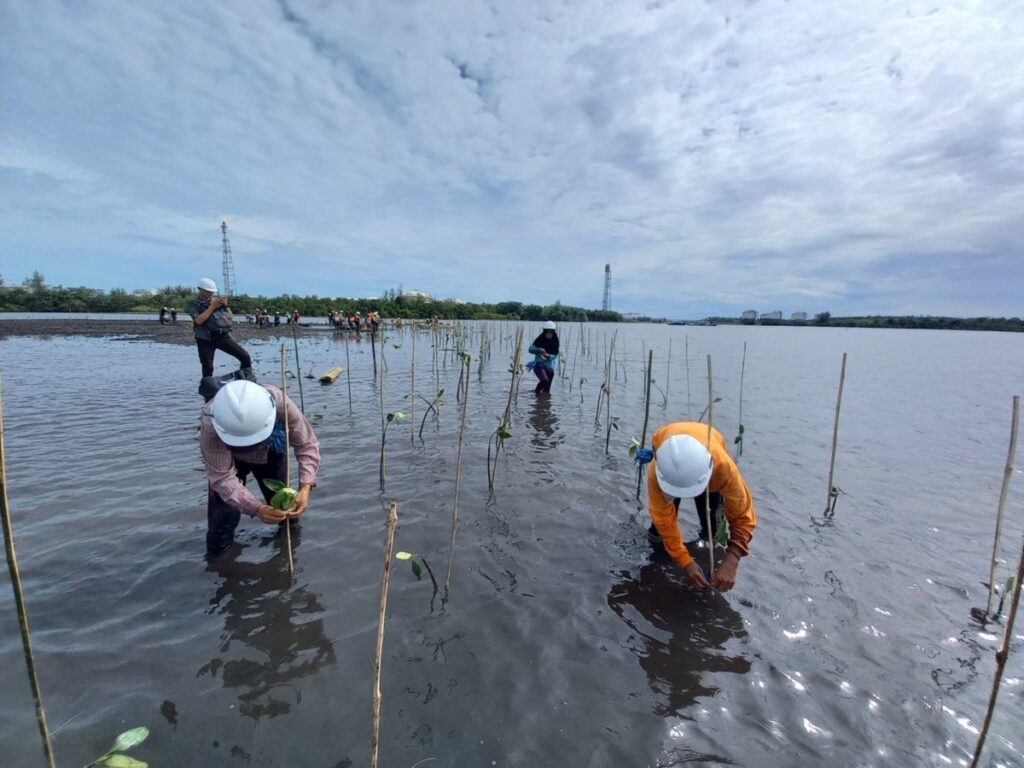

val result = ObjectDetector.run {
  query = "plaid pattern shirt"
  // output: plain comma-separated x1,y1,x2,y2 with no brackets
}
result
199,384,321,517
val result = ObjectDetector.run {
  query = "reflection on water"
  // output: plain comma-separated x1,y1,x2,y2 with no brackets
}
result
198,532,336,719
608,548,750,718
527,393,561,450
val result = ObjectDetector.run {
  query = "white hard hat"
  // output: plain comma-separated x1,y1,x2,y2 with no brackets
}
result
210,381,277,447
197,277,218,293
655,434,713,498
542,320,557,330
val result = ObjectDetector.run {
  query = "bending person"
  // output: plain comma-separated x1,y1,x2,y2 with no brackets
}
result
200,380,321,555
186,277,253,379
527,320,559,394
645,422,756,592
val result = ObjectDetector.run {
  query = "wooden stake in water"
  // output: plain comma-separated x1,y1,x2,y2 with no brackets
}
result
0,377,56,768
279,346,295,578
824,353,847,517
969,531,1024,768
370,327,378,377
985,395,1019,618
410,326,416,447
736,341,747,458
685,336,692,420
636,349,653,499
704,355,715,579
371,501,399,768
345,335,353,414
291,322,305,415
445,355,471,598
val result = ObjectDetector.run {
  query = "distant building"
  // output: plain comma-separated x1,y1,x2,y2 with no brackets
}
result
400,289,432,300
741,310,757,324
760,310,783,320
791,311,807,321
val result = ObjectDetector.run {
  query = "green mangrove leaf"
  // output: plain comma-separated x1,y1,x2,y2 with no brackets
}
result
734,435,742,445
392,411,407,421
396,551,413,560
496,425,512,440
611,420,619,430
411,560,423,580
628,445,638,459
738,424,745,435
270,487,297,510
263,479,286,492
105,756,148,768
630,437,641,448
110,727,150,752
436,389,445,398
714,396,722,403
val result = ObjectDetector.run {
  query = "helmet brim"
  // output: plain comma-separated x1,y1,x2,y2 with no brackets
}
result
213,417,275,447
655,464,711,498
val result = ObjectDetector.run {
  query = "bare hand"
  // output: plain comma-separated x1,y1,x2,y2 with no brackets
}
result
255,504,288,524
711,554,739,592
218,296,230,307
286,487,311,518
683,561,710,590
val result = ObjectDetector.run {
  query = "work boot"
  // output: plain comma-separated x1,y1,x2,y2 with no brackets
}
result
241,367,257,382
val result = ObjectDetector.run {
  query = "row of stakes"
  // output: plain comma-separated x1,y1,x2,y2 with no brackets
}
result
1,318,1020,766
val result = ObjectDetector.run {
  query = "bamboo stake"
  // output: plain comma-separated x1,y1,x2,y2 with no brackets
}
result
603,333,617,453
985,395,1019,617
685,335,692,420
969,532,1024,768
345,336,353,414
704,355,715,580
0,377,56,768
280,346,295,578
291,322,305,414
736,341,747,458
636,349,653,499
378,352,386,492
824,353,847,517
445,355,471,598
665,337,672,410
370,502,399,768
410,328,416,447
370,327,378,377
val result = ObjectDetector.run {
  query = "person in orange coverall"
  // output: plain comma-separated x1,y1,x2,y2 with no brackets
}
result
643,422,756,593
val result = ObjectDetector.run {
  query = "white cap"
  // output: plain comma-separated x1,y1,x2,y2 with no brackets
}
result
542,320,557,330
210,381,277,447
198,277,218,293
654,434,713,498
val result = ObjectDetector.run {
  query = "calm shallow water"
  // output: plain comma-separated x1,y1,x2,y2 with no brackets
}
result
1,323,1022,767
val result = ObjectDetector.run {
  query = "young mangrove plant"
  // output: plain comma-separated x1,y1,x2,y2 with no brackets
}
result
396,550,439,611
823,353,847,518
735,341,747,457
83,726,150,768
984,395,1019,619
446,353,472,599
418,389,445,441
371,502,399,768
488,330,524,491
703,354,715,580
634,350,654,498
379,411,407,492
280,344,296,576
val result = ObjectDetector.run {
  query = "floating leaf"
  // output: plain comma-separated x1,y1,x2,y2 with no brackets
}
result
105,756,148,768
411,560,423,580
110,728,150,753
396,551,413,560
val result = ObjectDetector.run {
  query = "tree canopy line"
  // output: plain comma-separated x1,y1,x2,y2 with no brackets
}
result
707,311,1024,333
0,272,623,322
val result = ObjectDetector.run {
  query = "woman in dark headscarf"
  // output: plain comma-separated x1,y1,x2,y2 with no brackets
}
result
527,321,560,395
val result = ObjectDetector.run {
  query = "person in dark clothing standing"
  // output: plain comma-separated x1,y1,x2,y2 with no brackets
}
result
527,321,560,394
186,277,254,379
170,307,178,324
159,307,168,325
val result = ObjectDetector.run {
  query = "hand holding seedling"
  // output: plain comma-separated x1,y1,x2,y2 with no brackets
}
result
710,552,739,592
683,561,710,590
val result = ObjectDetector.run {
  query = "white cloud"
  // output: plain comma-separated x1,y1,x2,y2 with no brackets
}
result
1,0,1022,316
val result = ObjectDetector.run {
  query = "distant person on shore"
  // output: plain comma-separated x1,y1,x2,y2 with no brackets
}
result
170,307,178,325
527,321,559,395
201,380,321,555
291,309,300,325
186,277,254,380
274,311,281,327
159,307,168,325
368,310,381,332
642,423,756,593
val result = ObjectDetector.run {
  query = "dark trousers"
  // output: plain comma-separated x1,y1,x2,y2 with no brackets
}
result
533,365,553,393
649,492,724,545
207,450,286,554
196,333,252,378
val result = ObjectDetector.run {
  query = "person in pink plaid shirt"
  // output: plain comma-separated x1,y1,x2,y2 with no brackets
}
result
201,380,321,554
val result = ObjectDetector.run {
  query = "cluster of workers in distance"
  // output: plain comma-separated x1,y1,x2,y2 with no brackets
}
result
187,277,756,592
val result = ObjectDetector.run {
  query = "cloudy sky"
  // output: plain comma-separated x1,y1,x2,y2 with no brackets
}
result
2,0,1021,318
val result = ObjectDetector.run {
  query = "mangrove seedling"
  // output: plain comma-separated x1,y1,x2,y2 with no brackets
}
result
396,550,439,609
418,389,445,441
696,397,722,423
262,478,297,511
734,423,745,452
486,421,513,492
379,411,406,491
83,726,150,768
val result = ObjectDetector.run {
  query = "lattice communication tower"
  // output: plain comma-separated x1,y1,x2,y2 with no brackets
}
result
602,263,611,312
221,220,237,297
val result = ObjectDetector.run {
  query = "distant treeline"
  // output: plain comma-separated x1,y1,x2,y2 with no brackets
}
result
0,282,622,323
708,314,1024,332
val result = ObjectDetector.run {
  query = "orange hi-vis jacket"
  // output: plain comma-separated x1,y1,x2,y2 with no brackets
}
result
646,422,757,570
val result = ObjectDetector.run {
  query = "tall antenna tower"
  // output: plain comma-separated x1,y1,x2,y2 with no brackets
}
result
602,263,611,311
221,220,237,297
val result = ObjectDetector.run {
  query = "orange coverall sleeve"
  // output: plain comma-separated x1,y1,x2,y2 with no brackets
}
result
646,462,694,568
